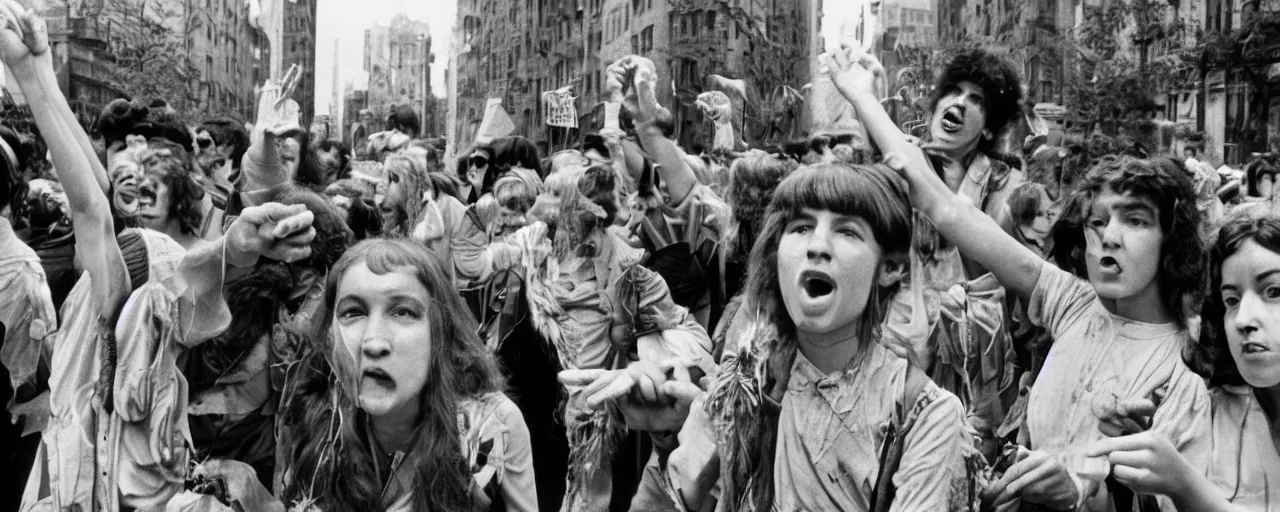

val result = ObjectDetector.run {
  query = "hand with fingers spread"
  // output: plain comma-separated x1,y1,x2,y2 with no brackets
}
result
225,202,316,267
254,64,304,137
821,45,886,103
558,361,706,432
980,449,1079,510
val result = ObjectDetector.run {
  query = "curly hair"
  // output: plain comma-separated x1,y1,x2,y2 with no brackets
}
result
1048,155,1207,328
198,117,250,171
138,139,206,236
1187,211,1280,387
724,153,796,261
930,49,1023,145
1008,181,1049,228
325,179,383,241
277,187,354,274
718,162,913,510
285,238,505,511
382,148,433,237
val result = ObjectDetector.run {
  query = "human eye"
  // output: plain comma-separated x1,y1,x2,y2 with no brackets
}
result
391,306,422,319
1087,216,1106,228
836,224,864,239
1221,292,1241,309
1264,284,1280,301
337,305,366,321
785,221,813,235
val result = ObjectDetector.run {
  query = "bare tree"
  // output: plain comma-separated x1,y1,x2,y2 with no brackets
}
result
99,0,213,120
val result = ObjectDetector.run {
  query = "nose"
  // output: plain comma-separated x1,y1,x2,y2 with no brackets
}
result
361,314,393,360
1234,291,1264,336
1101,217,1124,249
804,227,833,262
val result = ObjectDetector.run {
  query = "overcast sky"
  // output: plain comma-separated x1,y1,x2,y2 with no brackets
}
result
315,0,456,116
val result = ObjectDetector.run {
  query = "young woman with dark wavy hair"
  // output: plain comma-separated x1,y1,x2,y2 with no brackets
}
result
1087,211,1280,511
282,239,537,511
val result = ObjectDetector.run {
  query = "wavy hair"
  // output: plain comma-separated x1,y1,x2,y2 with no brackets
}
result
714,162,912,510
138,139,206,236
382,148,433,237
724,153,796,262
1187,211,1280,387
285,239,505,511
1049,155,1207,328
929,49,1023,149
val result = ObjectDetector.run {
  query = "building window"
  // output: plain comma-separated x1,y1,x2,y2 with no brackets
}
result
631,34,638,54
706,10,716,31
641,25,653,53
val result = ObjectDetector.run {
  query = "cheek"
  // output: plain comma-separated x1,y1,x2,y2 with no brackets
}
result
391,328,433,394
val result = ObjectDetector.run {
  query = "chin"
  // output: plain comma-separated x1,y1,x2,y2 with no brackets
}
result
358,394,400,417
1240,369,1280,389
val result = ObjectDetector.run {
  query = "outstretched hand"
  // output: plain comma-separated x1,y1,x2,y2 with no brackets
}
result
0,1,49,69
225,202,316,267
1085,431,1194,499
558,360,706,432
254,64,304,137
821,45,885,102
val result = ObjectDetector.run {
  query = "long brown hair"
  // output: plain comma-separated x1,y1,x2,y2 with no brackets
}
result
710,163,912,510
285,239,505,511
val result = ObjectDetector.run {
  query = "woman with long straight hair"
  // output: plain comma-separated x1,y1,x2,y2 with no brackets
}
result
283,239,537,511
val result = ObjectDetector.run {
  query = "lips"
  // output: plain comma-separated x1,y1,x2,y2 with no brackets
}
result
362,368,396,390
1098,256,1123,275
800,269,836,298
1242,342,1270,354
940,106,965,133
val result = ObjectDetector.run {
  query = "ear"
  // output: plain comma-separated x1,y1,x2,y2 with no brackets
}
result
983,130,994,142
877,253,908,288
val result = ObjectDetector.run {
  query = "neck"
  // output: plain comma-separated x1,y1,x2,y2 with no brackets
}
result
796,320,868,374
1100,280,1176,325
935,148,979,192
159,221,199,250
370,401,420,455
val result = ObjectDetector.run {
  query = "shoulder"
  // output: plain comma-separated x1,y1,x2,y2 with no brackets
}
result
462,392,527,429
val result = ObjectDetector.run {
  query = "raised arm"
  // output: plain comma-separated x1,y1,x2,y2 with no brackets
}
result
239,65,303,203
1,7,128,316
826,47,1043,298
607,56,698,204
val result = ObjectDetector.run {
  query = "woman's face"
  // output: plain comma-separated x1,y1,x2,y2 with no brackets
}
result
318,147,342,181
1083,188,1165,302
1020,190,1054,244
136,169,173,231
777,208,883,335
109,157,142,218
493,182,532,234
335,262,435,418
1220,239,1280,388
277,137,301,178
380,169,408,224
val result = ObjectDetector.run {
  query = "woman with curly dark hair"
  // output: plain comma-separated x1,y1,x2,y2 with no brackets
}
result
129,139,212,248
1087,210,1280,510
281,238,537,511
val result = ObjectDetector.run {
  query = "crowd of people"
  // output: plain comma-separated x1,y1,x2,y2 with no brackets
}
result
1,3,1279,511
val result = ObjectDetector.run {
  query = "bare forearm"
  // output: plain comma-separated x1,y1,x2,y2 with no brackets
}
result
14,63,109,221
635,127,696,204
1171,472,1241,512
32,61,107,192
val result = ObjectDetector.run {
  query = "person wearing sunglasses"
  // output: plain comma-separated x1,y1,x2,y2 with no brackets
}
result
462,146,492,205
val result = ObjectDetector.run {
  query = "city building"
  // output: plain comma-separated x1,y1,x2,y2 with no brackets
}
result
452,0,811,153
284,0,319,127
23,0,272,126
363,14,433,135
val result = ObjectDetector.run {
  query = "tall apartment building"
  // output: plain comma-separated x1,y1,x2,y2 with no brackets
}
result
453,0,810,152
283,0,319,127
363,14,433,134
28,0,273,125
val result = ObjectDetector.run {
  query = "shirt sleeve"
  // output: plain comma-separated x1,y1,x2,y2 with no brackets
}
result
655,393,720,511
890,387,967,512
632,265,715,374
442,196,492,284
468,394,539,512
1025,262,1096,339
1150,364,1212,481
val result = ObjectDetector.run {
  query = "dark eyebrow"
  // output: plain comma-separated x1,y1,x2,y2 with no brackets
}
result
335,295,367,309
386,294,427,309
1256,269,1280,285
1114,200,1157,215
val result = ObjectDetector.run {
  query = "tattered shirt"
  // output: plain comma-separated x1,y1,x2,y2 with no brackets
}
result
654,343,970,512
1206,386,1280,511
0,220,57,435
1024,263,1211,511
373,391,538,512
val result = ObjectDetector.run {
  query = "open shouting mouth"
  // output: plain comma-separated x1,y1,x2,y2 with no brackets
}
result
939,105,965,133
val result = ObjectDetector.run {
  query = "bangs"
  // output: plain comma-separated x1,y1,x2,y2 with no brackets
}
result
768,163,912,253
1075,155,1197,229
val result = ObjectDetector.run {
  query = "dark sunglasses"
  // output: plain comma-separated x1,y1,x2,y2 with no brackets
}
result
197,138,215,149
470,157,489,168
